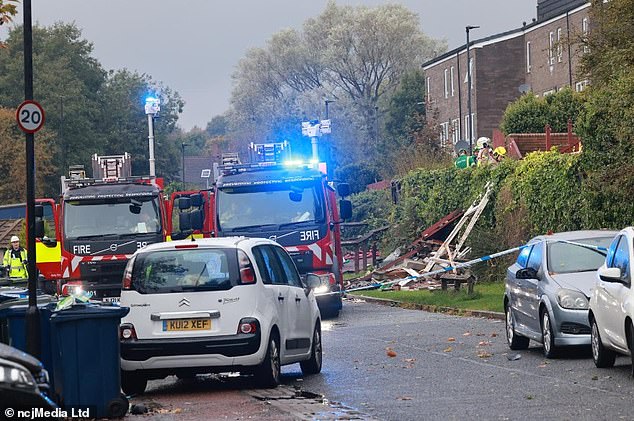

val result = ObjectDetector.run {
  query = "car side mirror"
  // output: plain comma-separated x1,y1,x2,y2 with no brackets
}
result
190,193,203,207
34,219,45,238
337,183,350,198
190,209,204,231
339,199,352,221
41,236,57,247
179,212,192,231
516,267,538,280
598,266,625,284
178,197,192,210
305,273,321,290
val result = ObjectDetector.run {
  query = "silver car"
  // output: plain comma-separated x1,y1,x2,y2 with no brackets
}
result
504,230,617,358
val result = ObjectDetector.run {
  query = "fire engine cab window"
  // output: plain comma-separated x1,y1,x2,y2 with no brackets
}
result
64,197,161,239
131,248,239,293
217,183,325,232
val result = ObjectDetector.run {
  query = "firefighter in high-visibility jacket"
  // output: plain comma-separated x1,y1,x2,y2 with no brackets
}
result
3,236,28,279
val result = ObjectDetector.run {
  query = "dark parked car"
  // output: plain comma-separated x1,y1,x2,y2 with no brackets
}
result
0,342,57,412
504,230,617,357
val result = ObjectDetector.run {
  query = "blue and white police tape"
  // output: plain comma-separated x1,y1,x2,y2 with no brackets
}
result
344,238,608,293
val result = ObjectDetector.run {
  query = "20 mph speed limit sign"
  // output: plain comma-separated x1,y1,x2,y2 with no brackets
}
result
16,100,45,134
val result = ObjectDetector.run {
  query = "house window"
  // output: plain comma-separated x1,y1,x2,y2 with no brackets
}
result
426,76,431,101
548,31,555,65
440,122,450,148
557,28,563,62
451,119,460,143
450,66,455,97
444,69,449,99
575,80,589,92
582,18,590,53
543,89,556,97
464,113,475,141
464,58,473,89
526,41,532,73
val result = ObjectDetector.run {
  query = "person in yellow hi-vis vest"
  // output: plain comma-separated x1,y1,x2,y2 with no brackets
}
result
3,236,28,279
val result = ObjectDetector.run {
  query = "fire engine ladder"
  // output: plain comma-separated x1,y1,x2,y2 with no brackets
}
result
423,181,493,273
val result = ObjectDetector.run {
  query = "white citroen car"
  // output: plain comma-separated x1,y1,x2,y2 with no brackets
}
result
119,237,322,395
588,227,634,373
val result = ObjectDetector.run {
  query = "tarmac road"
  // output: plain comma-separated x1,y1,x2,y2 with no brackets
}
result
128,300,634,420
287,299,634,420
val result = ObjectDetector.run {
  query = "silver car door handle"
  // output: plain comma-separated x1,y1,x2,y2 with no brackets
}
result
295,295,301,302
278,295,285,301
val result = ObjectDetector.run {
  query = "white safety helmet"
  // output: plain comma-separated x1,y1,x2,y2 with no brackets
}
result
476,137,491,149
10,236,19,243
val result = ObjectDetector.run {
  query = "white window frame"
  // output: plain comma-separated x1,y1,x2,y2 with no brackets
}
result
575,80,589,92
582,18,590,53
451,118,460,143
549,31,555,65
440,122,450,148
526,41,532,73
464,58,473,89
464,113,475,141
543,89,556,97
450,66,455,97
444,69,449,99
426,76,431,101
557,28,563,62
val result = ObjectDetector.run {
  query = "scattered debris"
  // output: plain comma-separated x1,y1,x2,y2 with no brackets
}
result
396,396,413,401
477,351,492,359
345,183,493,294
444,346,453,353
386,347,398,358
463,332,472,336
448,337,456,342
506,353,522,361
478,341,490,347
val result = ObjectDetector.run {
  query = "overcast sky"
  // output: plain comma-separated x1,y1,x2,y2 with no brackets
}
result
2,1,536,131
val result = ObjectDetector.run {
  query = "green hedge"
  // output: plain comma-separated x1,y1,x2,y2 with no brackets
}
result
351,149,632,272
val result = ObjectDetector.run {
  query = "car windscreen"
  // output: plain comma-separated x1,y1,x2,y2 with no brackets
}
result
64,196,161,239
547,237,613,274
131,248,239,293
216,181,325,232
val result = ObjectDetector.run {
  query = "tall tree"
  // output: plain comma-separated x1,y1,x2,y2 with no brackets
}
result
229,2,445,171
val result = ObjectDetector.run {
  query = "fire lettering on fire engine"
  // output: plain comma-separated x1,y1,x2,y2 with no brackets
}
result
73,244,91,254
300,230,319,242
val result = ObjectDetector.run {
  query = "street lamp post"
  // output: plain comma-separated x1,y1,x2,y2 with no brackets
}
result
144,97,160,182
466,25,479,155
324,100,335,178
181,142,188,190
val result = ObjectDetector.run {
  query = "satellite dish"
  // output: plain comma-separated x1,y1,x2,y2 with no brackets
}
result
518,84,531,94
454,140,470,154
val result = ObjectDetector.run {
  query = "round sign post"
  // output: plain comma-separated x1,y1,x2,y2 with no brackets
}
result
16,100,45,133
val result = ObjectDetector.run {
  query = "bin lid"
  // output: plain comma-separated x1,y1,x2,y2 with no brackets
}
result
0,298,56,314
49,303,129,323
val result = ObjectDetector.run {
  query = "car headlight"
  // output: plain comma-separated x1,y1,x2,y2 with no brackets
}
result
313,285,329,294
557,289,589,310
0,362,37,390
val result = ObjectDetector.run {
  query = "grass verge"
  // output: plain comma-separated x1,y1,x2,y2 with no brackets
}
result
350,282,504,313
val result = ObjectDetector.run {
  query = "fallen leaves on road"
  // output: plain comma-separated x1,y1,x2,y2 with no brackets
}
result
477,351,492,358
490,333,498,338
386,347,398,358
444,346,453,353
448,337,456,342
403,358,416,363
463,332,472,336
156,408,183,414
396,396,413,401
478,341,491,347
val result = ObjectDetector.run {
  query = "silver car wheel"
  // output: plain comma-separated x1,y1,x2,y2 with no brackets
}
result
506,308,514,345
591,322,600,362
542,312,552,354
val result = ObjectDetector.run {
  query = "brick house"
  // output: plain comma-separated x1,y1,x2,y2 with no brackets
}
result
422,0,589,149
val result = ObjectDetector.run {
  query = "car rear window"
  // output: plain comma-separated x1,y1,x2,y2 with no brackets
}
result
132,248,239,294
547,237,613,275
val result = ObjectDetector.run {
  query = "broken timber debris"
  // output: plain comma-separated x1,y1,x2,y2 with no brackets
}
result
346,182,493,294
